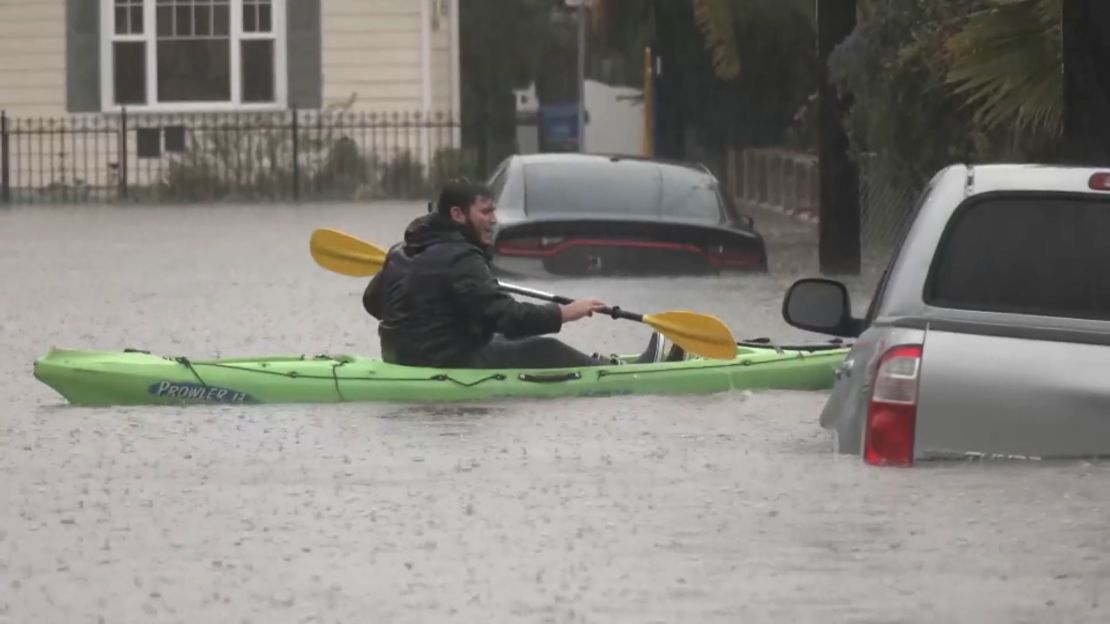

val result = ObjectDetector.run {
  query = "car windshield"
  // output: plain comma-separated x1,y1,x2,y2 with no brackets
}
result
522,160,723,222
927,194,1110,320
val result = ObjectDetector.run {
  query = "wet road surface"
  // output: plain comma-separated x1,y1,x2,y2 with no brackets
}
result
1,201,1108,623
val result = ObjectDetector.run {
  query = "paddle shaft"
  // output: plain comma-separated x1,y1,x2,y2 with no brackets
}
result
309,227,737,358
497,282,644,322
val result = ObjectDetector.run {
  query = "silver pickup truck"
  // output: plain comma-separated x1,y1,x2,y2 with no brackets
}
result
782,164,1110,466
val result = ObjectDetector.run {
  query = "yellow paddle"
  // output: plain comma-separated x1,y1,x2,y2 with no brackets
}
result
309,227,388,277
309,228,738,360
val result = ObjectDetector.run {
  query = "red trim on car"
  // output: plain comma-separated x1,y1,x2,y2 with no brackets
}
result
496,237,763,268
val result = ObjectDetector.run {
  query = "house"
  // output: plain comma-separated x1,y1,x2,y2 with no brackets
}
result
0,0,463,203
0,0,460,117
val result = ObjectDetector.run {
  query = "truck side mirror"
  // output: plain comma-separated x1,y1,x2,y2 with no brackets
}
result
782,278,862,338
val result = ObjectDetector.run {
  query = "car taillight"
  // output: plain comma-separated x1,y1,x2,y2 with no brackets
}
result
863,344,922,467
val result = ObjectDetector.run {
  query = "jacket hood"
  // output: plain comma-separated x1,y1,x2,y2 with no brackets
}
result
403,213,487,256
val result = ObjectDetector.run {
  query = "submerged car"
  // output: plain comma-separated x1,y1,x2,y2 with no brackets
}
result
484,153,768,277
782,163,1110,467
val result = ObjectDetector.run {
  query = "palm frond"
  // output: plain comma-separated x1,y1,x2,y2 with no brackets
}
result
692,0,741,80
944,0,1063,138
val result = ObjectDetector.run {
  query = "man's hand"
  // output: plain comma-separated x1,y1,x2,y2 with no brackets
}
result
560,298,608,322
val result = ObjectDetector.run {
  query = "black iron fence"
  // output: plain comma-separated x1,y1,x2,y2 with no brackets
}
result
0,109,484,204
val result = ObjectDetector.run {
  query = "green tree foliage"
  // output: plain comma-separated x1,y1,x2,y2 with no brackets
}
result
459,0,571,174
698,0,819,149
460,0,1063,187
829,0,1063,189
691,0,817,83
828,0,983,185
593,0,818,164
944,0,1062,141
692,0,741,80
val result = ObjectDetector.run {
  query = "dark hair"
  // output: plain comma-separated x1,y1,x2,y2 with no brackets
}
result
436,179,492,216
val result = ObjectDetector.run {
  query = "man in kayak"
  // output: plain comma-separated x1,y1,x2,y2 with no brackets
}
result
363,180,664,369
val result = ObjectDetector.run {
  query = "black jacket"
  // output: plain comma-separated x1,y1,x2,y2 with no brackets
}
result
363,213,563,367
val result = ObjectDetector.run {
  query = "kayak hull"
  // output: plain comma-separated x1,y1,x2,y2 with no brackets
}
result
32,344,850,407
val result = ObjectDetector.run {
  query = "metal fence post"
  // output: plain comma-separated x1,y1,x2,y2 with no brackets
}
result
118,106,129,200
1,110,10,204
291,107,300,201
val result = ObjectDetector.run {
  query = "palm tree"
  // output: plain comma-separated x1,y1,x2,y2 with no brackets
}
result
691,0,742,79
588,0,818,161
943,0,1063,142
672,0,1065,150
691,0,815,81
591,0,813,82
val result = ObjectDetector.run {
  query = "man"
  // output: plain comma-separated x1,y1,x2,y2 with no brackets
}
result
363,180,663,369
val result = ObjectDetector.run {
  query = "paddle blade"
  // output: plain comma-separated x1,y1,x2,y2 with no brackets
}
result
309,228,388,277
642,310,737,360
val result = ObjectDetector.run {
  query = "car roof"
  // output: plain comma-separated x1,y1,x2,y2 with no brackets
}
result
504,152,735,224
966,163,1110,196
512,152,715,177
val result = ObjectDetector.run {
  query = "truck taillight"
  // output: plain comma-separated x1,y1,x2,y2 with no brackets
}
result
1089,172,1110,191
864,344,922,467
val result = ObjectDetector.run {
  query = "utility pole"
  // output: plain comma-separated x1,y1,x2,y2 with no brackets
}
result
816,0,860,275
578,0,586,152
650,0,682,160
566,0,587,152
1062,0,1110,165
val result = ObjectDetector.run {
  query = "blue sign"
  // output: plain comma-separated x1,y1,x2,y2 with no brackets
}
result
540,103,581,149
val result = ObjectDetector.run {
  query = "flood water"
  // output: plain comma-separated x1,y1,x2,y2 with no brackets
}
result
2,201,1108,623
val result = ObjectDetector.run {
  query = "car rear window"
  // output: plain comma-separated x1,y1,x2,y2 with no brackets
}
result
926,194,1110,320
522,161,722,221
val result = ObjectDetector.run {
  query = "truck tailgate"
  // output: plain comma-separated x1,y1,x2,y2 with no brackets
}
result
916,327,1110,460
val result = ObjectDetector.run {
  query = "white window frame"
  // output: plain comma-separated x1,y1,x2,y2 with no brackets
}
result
99,0,288,113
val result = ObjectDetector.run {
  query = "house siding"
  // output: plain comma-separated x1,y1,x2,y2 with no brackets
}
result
321,0,425,113
429,2,455,115
0,2,67,116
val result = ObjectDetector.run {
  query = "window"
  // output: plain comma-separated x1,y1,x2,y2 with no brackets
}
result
926,194,1110,321
101,0,286,110
522,161,723,222
656,166,724,222
486,160,509,200
865,181,935,324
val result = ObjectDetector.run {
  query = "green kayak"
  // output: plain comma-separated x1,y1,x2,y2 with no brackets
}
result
32,341,849,407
